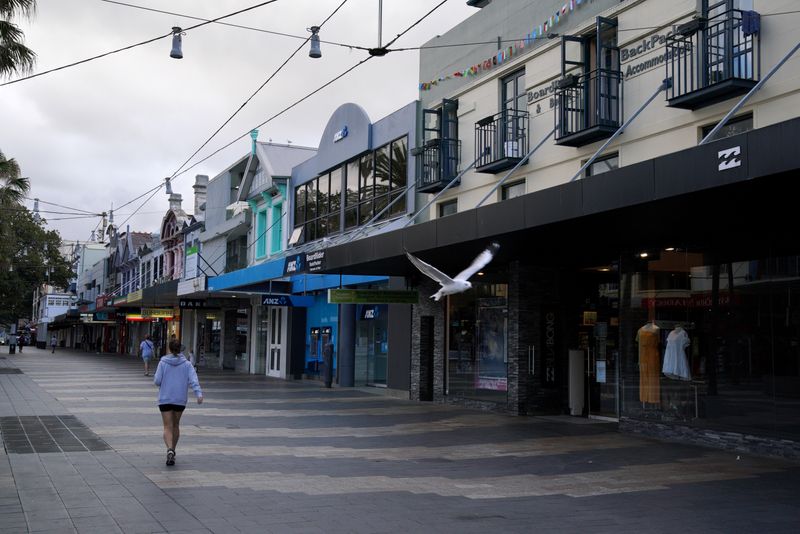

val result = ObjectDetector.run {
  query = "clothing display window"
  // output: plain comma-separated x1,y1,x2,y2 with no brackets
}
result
447,282,508,403
619,248,800,440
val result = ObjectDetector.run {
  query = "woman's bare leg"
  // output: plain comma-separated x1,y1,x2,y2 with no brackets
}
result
172,410,183,450
160,411,175,449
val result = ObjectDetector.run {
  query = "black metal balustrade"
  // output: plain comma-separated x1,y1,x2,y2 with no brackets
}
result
418,138,461,193
666,8,760,109
474,109,529,173
555,67,622,147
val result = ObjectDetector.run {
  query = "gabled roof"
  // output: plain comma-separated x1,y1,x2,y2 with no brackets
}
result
237,142,317,202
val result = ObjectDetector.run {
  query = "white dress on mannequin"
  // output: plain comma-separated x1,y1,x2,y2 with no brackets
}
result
662,327,692,381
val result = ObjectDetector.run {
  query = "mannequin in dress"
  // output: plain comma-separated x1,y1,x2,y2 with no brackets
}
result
663,324,692,381
636,322,661,404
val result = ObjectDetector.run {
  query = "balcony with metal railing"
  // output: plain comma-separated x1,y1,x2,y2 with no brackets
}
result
555,67,622,147
417,137,461,193
474,110,529,174
666,9,760,109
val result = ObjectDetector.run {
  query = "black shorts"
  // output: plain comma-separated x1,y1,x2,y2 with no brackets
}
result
158,404,186,413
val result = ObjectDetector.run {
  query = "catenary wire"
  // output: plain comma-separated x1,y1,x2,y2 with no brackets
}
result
0,0,282,88
22,197,98,215
168,0,350,180
172,0,450,181
0,207,103,216
98,0,371,52
118,184,164,228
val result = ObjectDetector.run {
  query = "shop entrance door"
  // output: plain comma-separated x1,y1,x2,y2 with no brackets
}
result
267,307,286,378
355,305,388,386
574,273,620,419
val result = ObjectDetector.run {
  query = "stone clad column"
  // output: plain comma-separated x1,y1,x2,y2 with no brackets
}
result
410,279,445,402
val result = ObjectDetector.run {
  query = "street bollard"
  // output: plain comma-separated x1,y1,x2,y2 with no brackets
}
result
322,342,334,389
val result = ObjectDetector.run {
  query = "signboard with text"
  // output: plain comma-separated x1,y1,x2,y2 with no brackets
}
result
306,250,326,273
261,294,314,307
328,289,419,305
141,308,174,319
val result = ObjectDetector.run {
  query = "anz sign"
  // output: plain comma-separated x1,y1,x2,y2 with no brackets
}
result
283,253,305,275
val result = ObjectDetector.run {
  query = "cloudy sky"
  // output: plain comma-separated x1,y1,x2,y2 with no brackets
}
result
1,0,475,241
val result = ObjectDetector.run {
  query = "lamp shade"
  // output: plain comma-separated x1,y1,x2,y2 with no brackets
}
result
309,26,321,58
170,27,183,59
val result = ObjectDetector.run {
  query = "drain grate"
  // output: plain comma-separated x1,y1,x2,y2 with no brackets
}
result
0,415,111,454
0,368,22,374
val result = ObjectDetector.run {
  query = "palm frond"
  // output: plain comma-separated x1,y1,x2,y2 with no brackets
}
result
0,0,36,20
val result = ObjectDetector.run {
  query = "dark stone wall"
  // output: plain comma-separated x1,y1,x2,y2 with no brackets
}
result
410,279,445,402
620,417,800,460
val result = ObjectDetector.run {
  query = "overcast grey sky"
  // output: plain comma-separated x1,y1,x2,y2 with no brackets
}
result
1,0,475,241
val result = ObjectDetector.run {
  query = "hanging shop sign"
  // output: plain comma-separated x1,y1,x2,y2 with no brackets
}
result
184,245,199,279
127,289,143,303
95,295,110,309
179,299,206,309
141,308,174,319
306,250,326,273
328,289,419,305
283,253,306,275
261,294,314,307
419,0,588,91
177,275,207,296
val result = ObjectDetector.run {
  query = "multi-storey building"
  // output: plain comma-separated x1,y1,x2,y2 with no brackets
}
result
310,0,800,457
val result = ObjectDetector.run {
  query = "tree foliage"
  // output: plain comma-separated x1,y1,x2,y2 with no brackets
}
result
0,149,30,204
0,207,72,325
0,146,71,326
0,0,36,78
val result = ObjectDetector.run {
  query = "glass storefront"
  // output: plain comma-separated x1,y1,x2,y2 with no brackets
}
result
354,304,388,386
254,306,268,375
447,282,508,403
619,249,800,440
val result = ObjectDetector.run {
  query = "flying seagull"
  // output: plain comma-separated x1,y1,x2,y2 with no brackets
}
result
405,243,500,301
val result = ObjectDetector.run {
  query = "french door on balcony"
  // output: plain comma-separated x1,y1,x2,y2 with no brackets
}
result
501,70,526,158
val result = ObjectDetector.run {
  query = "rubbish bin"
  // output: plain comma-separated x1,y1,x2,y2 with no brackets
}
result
322,342,334,389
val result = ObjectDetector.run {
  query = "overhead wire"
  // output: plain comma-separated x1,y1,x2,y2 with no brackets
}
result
192,0,453,272
98,0,370,52
0,0,283,88
23,197,98,215
171,0,451,182
168,0,351,180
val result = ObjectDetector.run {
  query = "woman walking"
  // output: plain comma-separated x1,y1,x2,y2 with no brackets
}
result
139,334,155,376
153,340,203,466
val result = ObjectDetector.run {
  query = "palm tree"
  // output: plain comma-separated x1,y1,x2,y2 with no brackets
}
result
0,0,36,78
0,149,29,205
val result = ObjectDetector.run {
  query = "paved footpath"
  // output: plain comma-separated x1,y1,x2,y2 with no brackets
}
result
1,347,799,533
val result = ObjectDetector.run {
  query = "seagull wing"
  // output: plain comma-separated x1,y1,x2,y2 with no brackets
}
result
405,251,454,286
455,242,500,281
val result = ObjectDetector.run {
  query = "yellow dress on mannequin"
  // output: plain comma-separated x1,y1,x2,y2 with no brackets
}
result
636,324,661,404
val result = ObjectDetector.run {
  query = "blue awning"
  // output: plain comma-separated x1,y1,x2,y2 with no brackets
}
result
207,257,387,294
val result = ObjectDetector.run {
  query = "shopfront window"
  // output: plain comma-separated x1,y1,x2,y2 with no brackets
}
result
620,249,800,440
447,282,508,402
293,136,408,242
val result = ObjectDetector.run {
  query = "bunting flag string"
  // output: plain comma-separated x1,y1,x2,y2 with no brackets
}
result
420,0,584,91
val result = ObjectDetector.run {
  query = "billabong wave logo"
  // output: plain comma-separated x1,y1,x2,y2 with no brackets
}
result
718,146,741,171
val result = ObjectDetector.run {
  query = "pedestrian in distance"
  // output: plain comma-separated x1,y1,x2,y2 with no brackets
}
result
50,334,57,353
154,340,203,466
8,333,16,354
139,334,155,376
17,334,24,353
